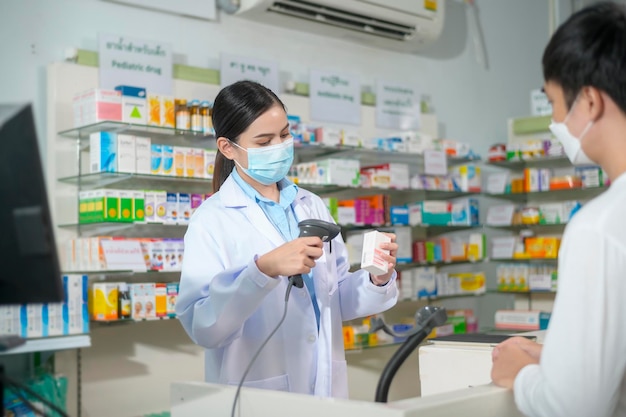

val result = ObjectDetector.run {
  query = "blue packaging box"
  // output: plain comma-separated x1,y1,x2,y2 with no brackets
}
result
390,205,409,225
114,85,146,98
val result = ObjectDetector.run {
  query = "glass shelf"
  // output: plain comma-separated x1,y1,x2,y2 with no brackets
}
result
58,172,213,193
63,270,181,277
91,317,177,326
59,121,216,147
487,223,567,234
297,183,479,199
487,156,572,170
0,335,91,356
395,259,485,270
399,292,486,303
489,290,557,295
341,224,481,232
293,143,479,166
58,222,188,238
485,186,606,202
491,257,558,263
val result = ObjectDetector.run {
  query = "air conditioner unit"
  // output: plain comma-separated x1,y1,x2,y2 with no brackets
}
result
234,0,445,53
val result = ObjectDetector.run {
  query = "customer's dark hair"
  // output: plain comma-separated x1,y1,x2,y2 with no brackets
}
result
543,2,626,112
211,80,285,192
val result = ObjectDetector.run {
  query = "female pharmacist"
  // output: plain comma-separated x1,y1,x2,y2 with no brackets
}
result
176,80,398,398
491,3,626,417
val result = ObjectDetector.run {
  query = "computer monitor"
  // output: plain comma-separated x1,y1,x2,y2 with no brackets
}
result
0,103,63,305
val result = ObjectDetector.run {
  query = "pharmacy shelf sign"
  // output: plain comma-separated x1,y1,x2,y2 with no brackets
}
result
99,33,173,94
376,80,421,130
310,69,361,125
220,53,280,93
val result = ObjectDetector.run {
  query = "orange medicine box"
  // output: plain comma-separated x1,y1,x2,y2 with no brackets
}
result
525,237,561,259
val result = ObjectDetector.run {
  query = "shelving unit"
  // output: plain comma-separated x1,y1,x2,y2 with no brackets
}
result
485,186,606,202
484,155,607,316
0,335,91,356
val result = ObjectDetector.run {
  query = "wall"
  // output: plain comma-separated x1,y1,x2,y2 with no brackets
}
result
1,0,550,416
1,0,548,157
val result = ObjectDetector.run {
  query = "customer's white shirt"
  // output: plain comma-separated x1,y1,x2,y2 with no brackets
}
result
514,172,626,417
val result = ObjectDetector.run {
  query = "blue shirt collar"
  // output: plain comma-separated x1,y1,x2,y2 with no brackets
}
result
230,167,298,208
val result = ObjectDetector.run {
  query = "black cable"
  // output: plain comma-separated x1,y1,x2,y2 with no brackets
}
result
375,329,429,403
0,373,69,417
9,385,48,417
230,280,295,417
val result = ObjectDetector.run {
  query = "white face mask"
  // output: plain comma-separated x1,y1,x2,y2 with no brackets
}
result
548,99,596,166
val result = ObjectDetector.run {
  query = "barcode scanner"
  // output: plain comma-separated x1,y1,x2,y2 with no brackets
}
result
289,219,342,289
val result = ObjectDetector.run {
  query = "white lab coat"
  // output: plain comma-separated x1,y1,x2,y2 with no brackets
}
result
176,175,398,398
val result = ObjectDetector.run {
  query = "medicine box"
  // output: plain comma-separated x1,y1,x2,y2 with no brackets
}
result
144,283,157,320
162,96,175,128
451,165,481,193
390,206,409,226
74,88,122,127
151,144,163,175
90,283,119,321
135,136,152,174
166,192,179,224
130,283,145,320
495,310,543,331
91,189,121,223
185,147,196,178
193,148,205,179
63,275,89,335
155,283,167,318
361,230,391,276
415,267,437,299
132,191,145,222
144,190,156,223
162,146,174,176
116,134,136,173
316,159,361,186
90,132,117,173
147,94,161,126
204,150,217,179
421,201,452,225
166,282,179,318
178,193,191,225
118,190,134,223
115,85,147,124
450,198,479,226
173,147,186,177
154,191,168,223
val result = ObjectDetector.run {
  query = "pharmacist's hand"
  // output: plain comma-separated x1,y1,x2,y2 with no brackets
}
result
493,336,543,361
370,233,398,286
256,237,323,278
491,338,539,389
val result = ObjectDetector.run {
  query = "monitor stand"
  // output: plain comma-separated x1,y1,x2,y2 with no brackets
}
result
0,335,25,352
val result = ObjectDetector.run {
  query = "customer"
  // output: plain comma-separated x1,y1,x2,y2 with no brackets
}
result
491,3,626,417
176,80,399,398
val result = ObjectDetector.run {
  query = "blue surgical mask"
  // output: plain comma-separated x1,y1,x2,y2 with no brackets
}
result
230,138,294,185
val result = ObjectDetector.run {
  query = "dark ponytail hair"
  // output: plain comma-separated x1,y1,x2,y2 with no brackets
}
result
212,81,285,192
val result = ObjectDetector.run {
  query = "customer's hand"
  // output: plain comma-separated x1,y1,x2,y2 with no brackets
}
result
491,337,540,389
370,233,398,286
493,336,543,361
256,237,323,278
